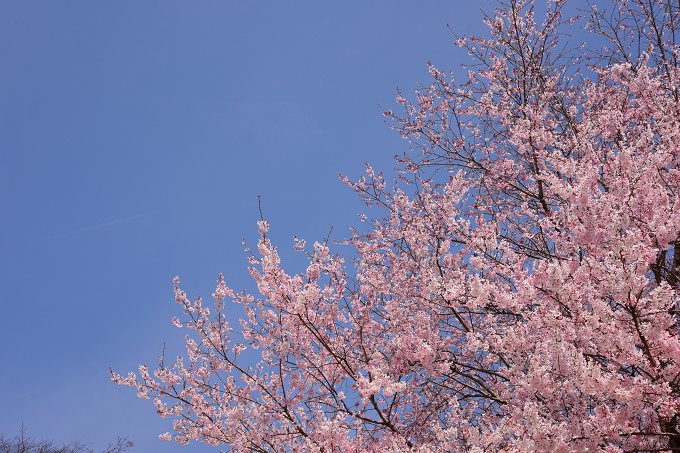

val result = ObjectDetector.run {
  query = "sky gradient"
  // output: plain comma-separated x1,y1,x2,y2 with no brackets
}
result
1,1,495,450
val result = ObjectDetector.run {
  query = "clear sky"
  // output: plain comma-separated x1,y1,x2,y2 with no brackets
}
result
1,1,495,451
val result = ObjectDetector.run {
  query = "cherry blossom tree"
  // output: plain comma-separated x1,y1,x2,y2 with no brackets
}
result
112,0,680,450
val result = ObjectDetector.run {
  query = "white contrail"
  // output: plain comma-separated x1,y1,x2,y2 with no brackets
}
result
54,212,152,238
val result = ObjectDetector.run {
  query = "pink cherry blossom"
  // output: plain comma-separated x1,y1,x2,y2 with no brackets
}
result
113,1,680,450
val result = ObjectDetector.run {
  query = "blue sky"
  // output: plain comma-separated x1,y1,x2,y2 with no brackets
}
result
1,1,495,450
